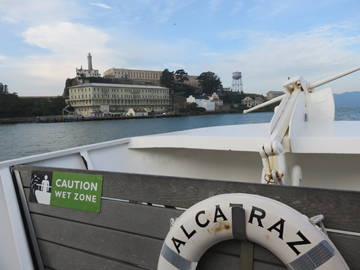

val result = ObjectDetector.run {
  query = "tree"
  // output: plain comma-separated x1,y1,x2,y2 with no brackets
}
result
186,102,198,111
183,84,196,97
160,69,175,88
0,83,19,118
175,69,189,88
0,83,9,94
197,71,222,94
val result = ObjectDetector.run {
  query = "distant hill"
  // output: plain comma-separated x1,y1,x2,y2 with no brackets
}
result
333,91,360,107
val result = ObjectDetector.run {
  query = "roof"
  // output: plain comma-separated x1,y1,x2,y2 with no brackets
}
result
68,83,168,90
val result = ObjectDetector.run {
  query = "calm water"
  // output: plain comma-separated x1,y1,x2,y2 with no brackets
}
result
1,107,359,162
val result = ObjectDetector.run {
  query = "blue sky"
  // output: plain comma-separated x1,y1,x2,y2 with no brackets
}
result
0,0,360,96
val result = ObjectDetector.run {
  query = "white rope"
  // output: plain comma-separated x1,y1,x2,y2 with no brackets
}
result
309,214,324,225
309,214,328,236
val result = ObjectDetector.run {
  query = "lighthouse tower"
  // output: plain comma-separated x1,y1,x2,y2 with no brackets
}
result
87,53,93,72
76,53,100,78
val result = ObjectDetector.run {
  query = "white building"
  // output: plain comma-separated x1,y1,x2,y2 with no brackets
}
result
266,91,285,100
127,108,148,117
253,96,265,106
241,96,265,108
76,53,101,78
104,68,200,87
66,83,171,116
187,94,215,111
241,97,253,108
209,93,223,110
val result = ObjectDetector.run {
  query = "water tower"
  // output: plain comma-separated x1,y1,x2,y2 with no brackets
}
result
232,71,243,93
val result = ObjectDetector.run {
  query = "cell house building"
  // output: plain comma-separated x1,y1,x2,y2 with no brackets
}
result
66,83,171,116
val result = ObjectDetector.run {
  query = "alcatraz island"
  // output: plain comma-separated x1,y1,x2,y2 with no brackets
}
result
0,53,283,124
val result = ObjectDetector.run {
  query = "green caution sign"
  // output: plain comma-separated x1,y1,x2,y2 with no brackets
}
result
30,171,103,213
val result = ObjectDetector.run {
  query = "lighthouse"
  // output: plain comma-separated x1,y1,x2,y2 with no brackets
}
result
76,53,100,78
87,53,93,72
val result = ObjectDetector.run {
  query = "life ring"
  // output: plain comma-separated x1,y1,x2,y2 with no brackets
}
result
158,193,349,270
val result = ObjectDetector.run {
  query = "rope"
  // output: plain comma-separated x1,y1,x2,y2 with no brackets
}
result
309,214,328,236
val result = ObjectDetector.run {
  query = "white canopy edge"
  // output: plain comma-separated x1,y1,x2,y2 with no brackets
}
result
129,121,360,154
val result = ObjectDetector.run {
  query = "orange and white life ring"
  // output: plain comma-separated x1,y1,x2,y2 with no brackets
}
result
158,193,349,270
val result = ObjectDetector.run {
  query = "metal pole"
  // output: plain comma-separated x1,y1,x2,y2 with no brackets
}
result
308,65,360,89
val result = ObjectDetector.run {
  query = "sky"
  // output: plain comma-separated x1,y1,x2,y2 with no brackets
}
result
0,0,360,96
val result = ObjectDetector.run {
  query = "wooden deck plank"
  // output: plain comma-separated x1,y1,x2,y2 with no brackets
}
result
32,214,162,269
209,240,285,266
197,251,240,269
25,188,182,239
253,261,287,270
327,232,360,270
38,240,144,270
197,251,287,270
17,165,360,233
32,214,260,269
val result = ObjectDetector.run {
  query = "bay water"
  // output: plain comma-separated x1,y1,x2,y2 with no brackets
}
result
1,107,359,162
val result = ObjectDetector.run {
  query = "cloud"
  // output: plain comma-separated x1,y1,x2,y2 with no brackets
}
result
114,0,194,25
201,52,222,57
21,22,109,53
209,0,223,12
0,0,81,24
164,63,185,68
4,22,111,95
232,1,244,13
0,54,7,62
8,20,204,95
212,23,360,92
90,3,112,9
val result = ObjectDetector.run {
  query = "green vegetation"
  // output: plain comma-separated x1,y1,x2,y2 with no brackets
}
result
0,82,66,118
160,69,176,88
222,92,248,104
160,68,222,97
197,71,222,94
0,95,66,118
175,69,189,88
179,102,206,114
